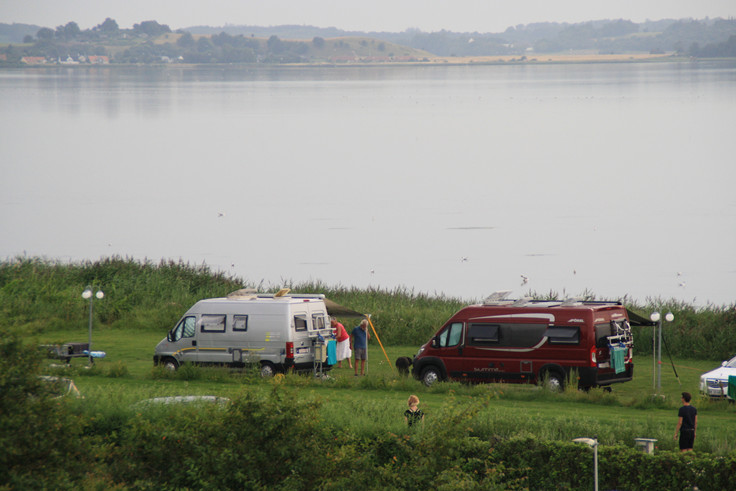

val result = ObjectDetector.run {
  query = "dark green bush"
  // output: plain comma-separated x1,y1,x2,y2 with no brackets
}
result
0,330,91,489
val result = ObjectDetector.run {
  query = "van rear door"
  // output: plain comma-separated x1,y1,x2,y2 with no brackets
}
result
292,311,312,367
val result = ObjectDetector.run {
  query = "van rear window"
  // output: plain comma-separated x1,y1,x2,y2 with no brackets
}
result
312,313,326,330
201,314,226,333
595,323,613,347
545,326,580,345
294,315,308,332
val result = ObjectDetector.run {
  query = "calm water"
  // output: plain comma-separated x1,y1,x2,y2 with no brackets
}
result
1,62,735,306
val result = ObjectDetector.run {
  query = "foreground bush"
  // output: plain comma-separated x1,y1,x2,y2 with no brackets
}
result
0,332,90,489
2,343,735,491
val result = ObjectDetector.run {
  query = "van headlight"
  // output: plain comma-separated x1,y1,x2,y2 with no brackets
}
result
416,346,425,357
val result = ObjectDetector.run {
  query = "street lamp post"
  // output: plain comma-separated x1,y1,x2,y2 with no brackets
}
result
650,311,675,392
82,286,104,366
573,437,598,491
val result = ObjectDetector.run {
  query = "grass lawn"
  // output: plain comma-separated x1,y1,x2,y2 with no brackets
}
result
34,326,736,454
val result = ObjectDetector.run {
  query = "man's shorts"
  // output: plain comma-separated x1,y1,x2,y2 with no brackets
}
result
354,348,367,360
679,429,695,450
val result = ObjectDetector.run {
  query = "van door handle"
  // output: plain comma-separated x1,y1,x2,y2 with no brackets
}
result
192,340,197,347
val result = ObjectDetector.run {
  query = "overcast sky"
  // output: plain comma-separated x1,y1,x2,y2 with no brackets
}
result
2,0,734,33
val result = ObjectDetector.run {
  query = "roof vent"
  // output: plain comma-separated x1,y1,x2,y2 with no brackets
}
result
511,297,533,307
560,297,584,306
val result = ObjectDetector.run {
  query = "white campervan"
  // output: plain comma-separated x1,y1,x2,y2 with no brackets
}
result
153,291,334,376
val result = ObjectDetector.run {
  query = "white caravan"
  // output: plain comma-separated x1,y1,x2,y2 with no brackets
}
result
153,291,334,376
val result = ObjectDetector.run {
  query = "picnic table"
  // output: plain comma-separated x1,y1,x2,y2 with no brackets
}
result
42,342,90,363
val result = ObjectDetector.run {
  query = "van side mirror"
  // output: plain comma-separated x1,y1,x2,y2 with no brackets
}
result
723,361,728,367
167,331,174,342
431,337,439,348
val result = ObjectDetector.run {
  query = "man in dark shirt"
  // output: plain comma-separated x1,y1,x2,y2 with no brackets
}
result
674,391,697,451
352,319,370,376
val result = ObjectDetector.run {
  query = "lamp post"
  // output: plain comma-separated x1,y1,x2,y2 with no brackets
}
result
573,437,598,491
82,286,104,365
650,311,674,392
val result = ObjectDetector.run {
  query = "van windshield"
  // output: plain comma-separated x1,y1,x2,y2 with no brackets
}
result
438,323,463,347
171,316,196,341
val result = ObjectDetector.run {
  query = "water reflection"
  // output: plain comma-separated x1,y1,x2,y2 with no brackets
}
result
1,62,734,305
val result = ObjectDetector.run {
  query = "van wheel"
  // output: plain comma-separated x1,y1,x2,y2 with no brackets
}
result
421,366,442,387
542,371,564,391
260,362,276,378
162,358,179,371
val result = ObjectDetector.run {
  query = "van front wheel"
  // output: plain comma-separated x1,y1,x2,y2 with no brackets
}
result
421,366,442,387
162,358,179,371
260,362,276,378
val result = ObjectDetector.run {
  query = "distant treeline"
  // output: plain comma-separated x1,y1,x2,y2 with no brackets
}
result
1,257,734,359
1,16,736,64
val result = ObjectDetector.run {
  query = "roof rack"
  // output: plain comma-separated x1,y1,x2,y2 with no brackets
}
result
480,290,622,308
226,289,325,300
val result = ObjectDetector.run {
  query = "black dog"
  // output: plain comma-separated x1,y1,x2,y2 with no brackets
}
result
395,356,412,376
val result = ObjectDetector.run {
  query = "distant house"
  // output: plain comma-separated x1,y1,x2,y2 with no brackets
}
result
87,55,110,64
329,56,357,63
361,56,392,63
21,56,47,65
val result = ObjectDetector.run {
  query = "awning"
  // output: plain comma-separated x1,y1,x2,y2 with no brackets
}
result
626,309,657,327
325,298,364,317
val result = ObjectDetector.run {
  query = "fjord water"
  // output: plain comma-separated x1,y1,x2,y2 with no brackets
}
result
1,62,734,305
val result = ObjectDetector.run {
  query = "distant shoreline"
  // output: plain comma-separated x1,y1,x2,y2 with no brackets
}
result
4,52,711,69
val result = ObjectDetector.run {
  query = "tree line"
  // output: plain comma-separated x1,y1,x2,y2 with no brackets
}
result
2,17,736,64
0,19,331,64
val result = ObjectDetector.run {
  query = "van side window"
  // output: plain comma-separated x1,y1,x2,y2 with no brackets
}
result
294,315,308,332
545,326,580,345
497,324,546,348
233,315,248,332
312,313,326,330
171,316,196,341
468,324,499,345
438,322,463,347
201,314,226,333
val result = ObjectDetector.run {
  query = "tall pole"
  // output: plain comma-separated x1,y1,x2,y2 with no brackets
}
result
652,324,656,391
88,295,94,365
650,311,661,393
83,286,103,366
593,439,598,491
657,318,663,392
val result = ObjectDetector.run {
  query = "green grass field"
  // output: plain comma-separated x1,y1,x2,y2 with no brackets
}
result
34,326,736,455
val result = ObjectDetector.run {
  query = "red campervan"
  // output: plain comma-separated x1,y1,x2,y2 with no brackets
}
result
412,293,636,390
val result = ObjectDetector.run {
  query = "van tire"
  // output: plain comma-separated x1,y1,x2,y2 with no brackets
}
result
542,370,564,391
260,362,276,378
162,358,179,371
421,366,442,387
